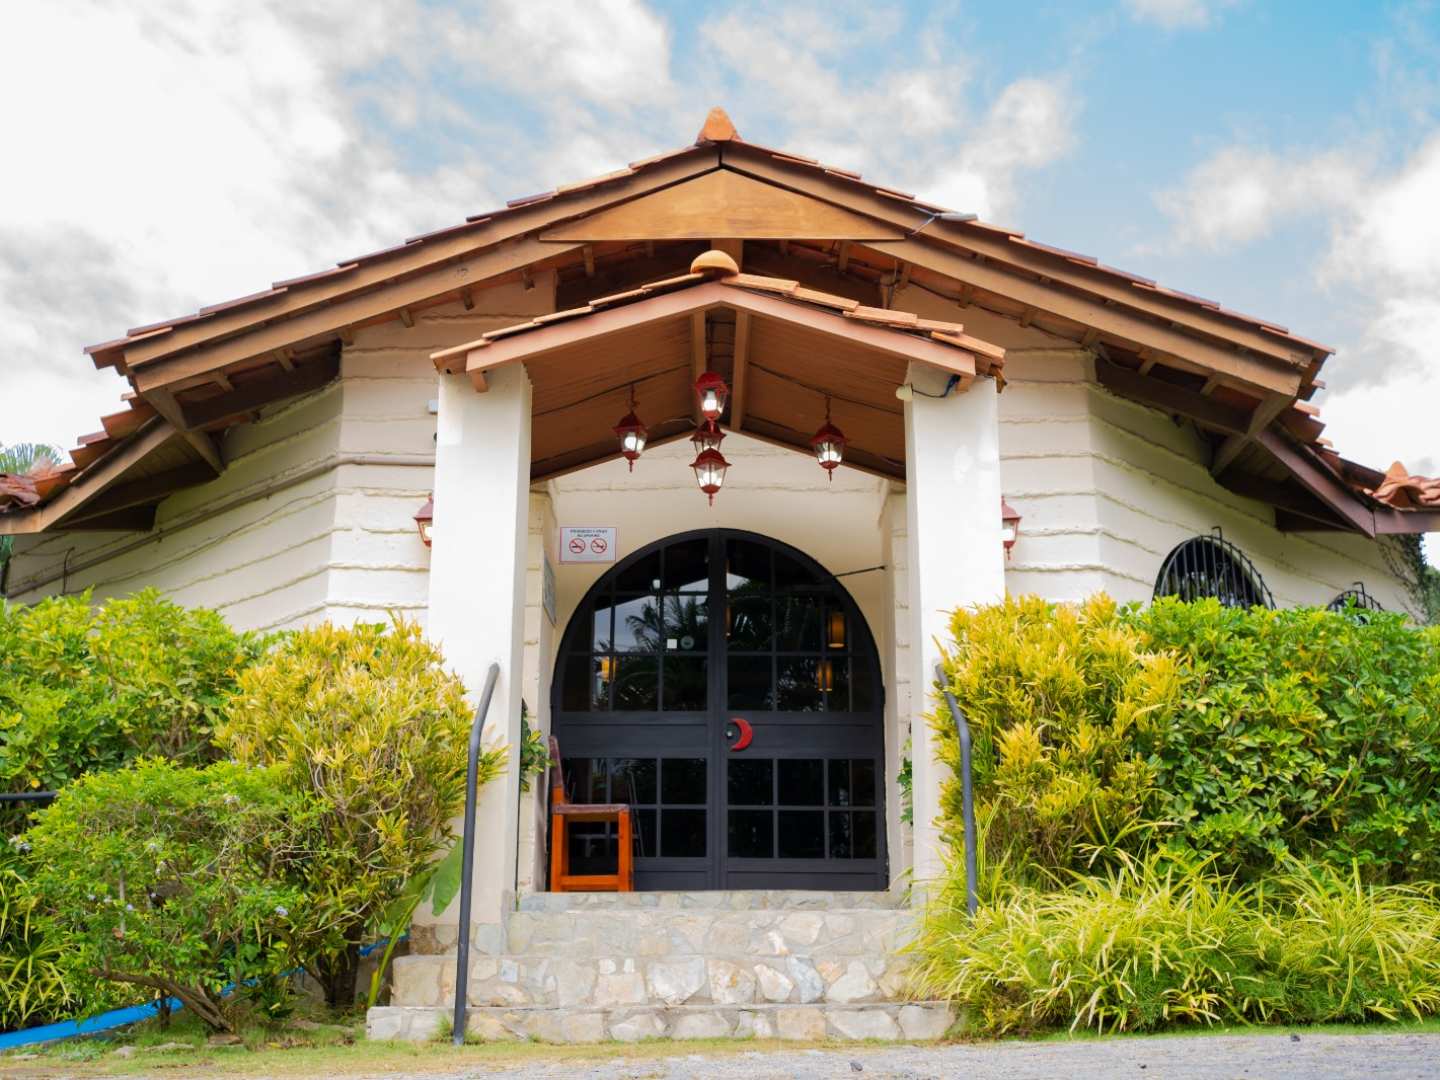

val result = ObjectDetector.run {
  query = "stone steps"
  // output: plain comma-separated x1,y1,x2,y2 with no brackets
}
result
504,906,914,958
378,890,933,1044
392,949,912,1010
367,1001,954,1044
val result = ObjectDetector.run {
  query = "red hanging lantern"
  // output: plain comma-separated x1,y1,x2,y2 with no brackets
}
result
690,419,725,456
693,371,729,421
810,397,846,482
690,447,729,505
612,384,648,472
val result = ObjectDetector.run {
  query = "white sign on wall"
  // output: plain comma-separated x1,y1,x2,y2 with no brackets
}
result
559,526,618,564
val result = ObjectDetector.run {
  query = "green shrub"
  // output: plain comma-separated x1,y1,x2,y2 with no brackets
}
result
934,594,1180,874
22,760,309,1033
1130,599,1440,879
0,589,264,806
909,855,1440,1035
216,619,505,1008
934,595,1440,881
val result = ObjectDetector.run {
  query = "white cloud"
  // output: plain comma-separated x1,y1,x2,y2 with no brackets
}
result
1124,0,1235,31
1153,146,1362,250
1153,133,1440,473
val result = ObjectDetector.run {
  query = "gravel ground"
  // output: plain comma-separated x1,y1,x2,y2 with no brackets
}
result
359,1032,1440,1080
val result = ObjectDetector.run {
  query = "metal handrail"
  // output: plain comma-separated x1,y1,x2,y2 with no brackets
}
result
935,663,978,917
0,792,57,804
452,662,501,1046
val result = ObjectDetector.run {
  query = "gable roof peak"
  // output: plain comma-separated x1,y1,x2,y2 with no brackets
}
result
697,106,739,143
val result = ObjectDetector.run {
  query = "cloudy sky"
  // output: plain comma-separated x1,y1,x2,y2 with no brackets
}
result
1,0,1437,476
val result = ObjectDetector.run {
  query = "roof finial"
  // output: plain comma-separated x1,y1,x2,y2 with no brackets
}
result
697,106,739,143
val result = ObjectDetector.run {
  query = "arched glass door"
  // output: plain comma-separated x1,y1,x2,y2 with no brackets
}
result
552,529,886,891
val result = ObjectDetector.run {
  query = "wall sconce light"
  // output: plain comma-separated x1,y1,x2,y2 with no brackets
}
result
1001,497,1022,557
414,496,434,548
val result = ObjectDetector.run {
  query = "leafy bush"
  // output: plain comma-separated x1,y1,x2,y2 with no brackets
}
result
934,595,1440,881
909,855,1440,1035
1130,599,1440,879
216,619,505,1007
22,760,309,1033
0,590,264,806
934,594,1180,874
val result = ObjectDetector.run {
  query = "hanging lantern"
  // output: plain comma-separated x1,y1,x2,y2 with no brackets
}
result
810,397,846,481
826,608,847,650
690,447,729,505
1001,497,1022,556
690,419,725,456
413,496,434,548
612,385,648,471
693,371,729,421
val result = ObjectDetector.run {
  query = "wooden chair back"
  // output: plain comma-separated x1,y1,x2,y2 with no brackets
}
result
547,735,565,807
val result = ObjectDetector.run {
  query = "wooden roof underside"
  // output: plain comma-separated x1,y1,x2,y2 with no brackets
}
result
4,116,1435,537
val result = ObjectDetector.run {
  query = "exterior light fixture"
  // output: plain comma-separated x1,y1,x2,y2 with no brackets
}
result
414,496,434,548
694,371,729,421
810,397,846,481
690,447,729,505
690,418,725,456
1001,497,1022,557
612,384,648,472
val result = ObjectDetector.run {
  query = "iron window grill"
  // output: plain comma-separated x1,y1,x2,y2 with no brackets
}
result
1327,582,1384,614
1153,528,1275,609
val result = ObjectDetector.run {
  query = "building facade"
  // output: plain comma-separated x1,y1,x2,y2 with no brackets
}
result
3,109,1436,1040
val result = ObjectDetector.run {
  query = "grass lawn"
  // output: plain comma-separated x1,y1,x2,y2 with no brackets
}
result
3,1014,1439,1077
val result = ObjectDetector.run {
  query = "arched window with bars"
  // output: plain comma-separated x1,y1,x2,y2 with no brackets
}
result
1327,582,1384,614
1153,528,1275,609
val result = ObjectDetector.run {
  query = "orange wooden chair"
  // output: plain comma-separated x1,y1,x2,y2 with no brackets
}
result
547,736,634,892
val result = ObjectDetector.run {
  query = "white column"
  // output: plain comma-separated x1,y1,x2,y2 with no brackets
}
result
903,363,1005,893
424,363,531,936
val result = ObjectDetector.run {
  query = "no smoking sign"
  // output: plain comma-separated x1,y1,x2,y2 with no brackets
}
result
559,526,617,564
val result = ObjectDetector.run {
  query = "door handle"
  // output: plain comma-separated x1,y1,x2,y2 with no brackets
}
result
726,717,753,751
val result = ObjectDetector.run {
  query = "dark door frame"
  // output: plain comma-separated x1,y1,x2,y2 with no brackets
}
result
549,528,888,891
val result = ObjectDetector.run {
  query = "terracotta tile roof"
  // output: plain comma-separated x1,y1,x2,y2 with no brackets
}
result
1369,462,1440,509
435,253,1005,376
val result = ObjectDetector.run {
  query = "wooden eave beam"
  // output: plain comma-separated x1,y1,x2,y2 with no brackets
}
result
0,419,178,535
730,310,751,430
1218,471,1350,530
1095,359,1250,436
119,148,723,376
64,463,215,523
720,145,1316,375
144,389,225,475
1211,393,1290,477
453,281,978,390
1253,429,1377,537
178,355,339,428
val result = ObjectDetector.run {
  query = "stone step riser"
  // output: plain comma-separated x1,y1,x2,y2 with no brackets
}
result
504,908,914,959
516,889,906,913
392,951,912,1010
367,1002,954,1043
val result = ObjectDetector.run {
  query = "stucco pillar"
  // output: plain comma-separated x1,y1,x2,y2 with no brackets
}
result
422,363,532,939
903,364,1005,893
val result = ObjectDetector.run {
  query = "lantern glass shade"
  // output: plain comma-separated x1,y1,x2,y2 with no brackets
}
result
1000,498,1022,553
810,420,846,479
690,447,729,505
414,496,434,548
694,371,729,421
690,419,725,456
613,410,648,471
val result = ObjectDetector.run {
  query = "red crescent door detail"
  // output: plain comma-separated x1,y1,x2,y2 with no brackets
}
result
727,717,753,751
